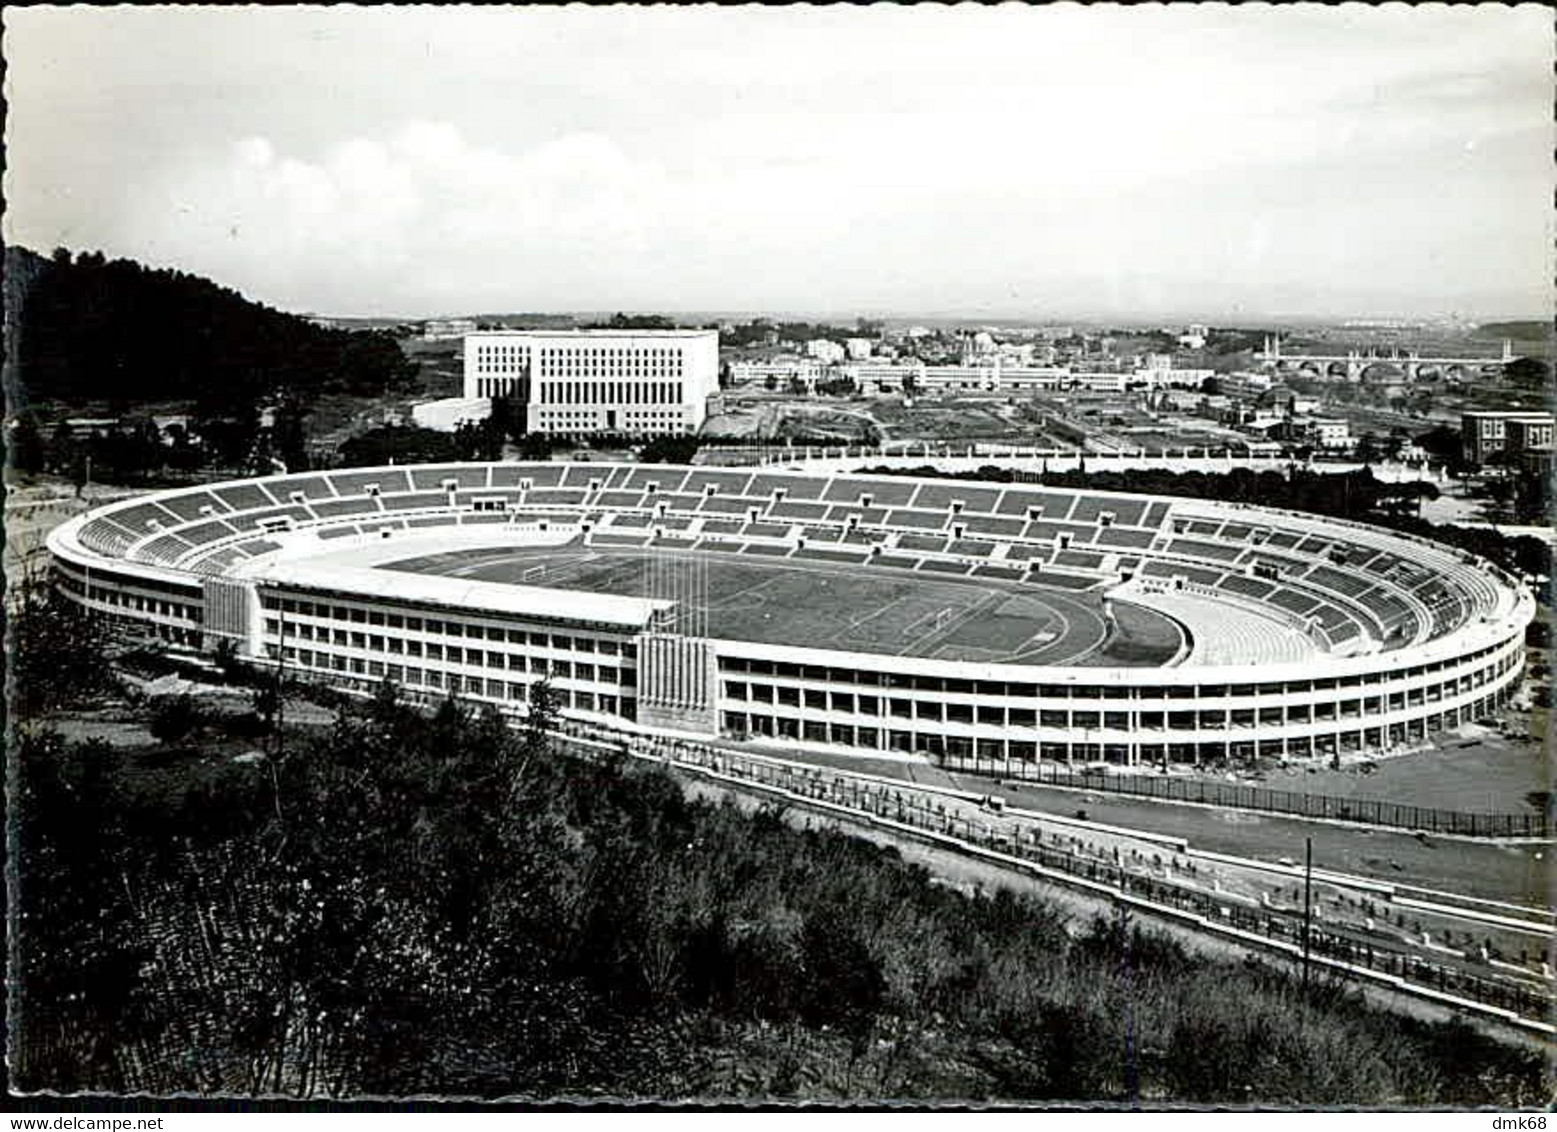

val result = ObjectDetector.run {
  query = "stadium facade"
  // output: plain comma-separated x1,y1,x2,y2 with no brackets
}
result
462,329,720,436
48,462,1533,770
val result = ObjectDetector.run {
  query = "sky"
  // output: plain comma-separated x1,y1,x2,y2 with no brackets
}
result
4,5,1552,322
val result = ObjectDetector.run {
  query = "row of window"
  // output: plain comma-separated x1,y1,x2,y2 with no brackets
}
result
723,699,1494,761
473,377,530,398
56,574,201,622
269,621,633,685
472,347,531,373
722,667,1509,727
93,610,201,648
54,558,203,602
281,647,629,715
539,345,686,357
538,381,686,407
717,643,1517,700
260,595,633,656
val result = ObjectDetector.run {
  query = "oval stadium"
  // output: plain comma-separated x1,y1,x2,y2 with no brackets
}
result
48,461,1534,772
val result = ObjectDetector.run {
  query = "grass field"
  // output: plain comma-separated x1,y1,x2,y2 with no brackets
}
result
1079,600,1185,666
382,543,1185,666
1250,733,1550,814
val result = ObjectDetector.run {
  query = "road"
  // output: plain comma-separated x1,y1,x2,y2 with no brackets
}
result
622,734,1549,1037
680,773,1550,1052
732,740,1549,908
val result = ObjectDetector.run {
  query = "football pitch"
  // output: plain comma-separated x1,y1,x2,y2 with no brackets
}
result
381,543,1181,666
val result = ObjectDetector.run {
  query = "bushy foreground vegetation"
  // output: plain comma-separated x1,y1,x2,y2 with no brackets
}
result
13,680,1544,1103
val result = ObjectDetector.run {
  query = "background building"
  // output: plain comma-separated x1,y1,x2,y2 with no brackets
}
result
464,329,719,436
424,317,478,341
411,396,492,432
1461,410,1557,465
844,361,1126,395
806,339,846,365
728,357,825,389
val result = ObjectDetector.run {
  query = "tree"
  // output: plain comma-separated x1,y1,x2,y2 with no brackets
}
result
638,435,700,464
1504,356,1550,387
339,425,459,468
9,413,45,474
271,399,310,472
1415,424,1466,472
587,312,677,331
518,432,553,461
195,405,262,469
490,393,529,446
251,682,282,735
1385,428,1411,461
10,578,113,714
1354,432,1384,465
453,415,504,462
13,246,415,409
523,676,559,763
149,694,204,742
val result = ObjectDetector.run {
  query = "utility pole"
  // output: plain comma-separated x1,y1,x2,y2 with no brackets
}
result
275,602,286,761
1301,835,1314,992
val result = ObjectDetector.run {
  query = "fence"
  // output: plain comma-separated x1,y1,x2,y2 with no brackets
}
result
936,758,1549,839
599,731,1551,1027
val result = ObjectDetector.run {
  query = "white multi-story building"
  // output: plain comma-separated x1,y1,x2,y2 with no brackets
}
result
463,329,719,436
411,397,492,432
424,317,478,341
844,337,874,361
728,358,825,389
845,362,1125,396
1283,416,1351,450
806,339,846,365
1179,324,1209,350
1132,362,1216,389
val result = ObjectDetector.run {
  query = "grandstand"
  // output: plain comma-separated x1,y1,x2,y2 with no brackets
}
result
49,461,1534,771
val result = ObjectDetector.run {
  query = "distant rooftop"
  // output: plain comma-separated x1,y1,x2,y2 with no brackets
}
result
465,327,717,338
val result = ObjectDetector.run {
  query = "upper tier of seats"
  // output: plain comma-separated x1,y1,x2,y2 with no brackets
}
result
67,462,1501,653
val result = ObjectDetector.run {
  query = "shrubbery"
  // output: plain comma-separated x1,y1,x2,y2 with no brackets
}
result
11,685,1546,1102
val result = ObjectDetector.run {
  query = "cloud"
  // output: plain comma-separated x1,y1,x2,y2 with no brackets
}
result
8,4,1549,318
140,122,684,312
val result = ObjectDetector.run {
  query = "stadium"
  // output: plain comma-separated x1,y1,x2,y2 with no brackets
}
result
47,461,1535,772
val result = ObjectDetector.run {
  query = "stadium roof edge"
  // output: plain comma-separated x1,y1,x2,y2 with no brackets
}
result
239,559,673,631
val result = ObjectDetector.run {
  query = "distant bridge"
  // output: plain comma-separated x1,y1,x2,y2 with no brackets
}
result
1255,335,1514,381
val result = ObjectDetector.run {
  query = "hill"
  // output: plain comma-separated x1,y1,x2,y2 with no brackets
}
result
1475,321,1548,342
3,246,54,412
6,246,415,412
12,678,1543,1102
1474,321,1551,359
